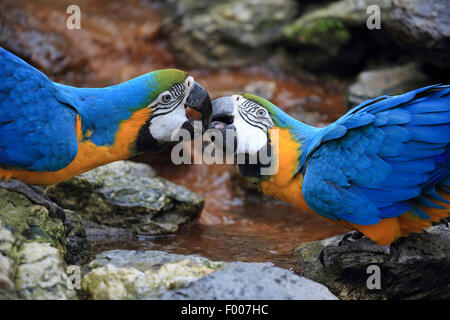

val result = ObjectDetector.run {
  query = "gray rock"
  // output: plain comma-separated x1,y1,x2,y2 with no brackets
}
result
82,249,338,300
163,262,338,300
348,63,430,106
296,225,450,299
88,250,216,271
82,250,225,300
282,0,450,70
0,225,16,299
164,0,298,68
386,0,450,69
244,81,277,100
0,204,79,300
282,0,392,69
45,161,204,235
15,242,77,300
0,0,87,76
64,211,91,265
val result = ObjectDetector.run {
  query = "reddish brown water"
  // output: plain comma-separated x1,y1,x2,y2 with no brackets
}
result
16,0,350,270
92,163,349,271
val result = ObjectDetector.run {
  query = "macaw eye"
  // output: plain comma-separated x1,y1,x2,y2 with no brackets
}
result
161,94,172,103
256,109,266,117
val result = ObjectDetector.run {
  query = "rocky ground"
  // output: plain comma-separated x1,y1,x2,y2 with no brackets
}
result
1,160,448,300
296,225,450,299
82,250,337,300
0,161,338,300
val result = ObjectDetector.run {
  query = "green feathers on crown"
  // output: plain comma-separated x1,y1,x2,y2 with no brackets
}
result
148,69,189,102
242,93,291,128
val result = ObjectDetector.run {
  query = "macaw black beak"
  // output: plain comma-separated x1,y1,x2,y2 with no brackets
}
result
185,82,212,134
208,96,237,154
210,96,235,130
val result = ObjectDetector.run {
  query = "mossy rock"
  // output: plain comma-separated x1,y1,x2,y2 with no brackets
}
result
0,189,66,253
45,161,204,235
284,17,350,49
0,189,86,300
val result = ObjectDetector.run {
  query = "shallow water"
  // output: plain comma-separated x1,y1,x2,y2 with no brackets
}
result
92,163,348,271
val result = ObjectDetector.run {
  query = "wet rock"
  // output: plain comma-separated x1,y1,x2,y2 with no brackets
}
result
164,0,298,68
296,225,450,299
282,0,449,70
386,0,450,69
0,0,174,86
64,211,91,265
45,161,204,235
244,81,277,100
82,250,224,300
348,63,430,106
163,262,338,300
0,188,66,253
0,189,83,300
15,242,77,300
282,0,393,69
0,0,87,77
0,225,16,300
82,250,338,300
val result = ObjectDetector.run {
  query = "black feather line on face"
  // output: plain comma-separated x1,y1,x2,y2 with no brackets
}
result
237,133,273,179
136,119,168,153
238,108,270,132
151,84,186,118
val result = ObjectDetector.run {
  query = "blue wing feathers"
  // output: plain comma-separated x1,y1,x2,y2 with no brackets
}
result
302,84,450,224
0,46,79,172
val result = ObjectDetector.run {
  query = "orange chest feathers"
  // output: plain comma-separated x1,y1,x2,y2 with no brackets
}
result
0,108,152,185
259,127,315,214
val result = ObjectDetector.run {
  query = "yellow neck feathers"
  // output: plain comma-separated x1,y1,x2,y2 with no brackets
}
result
259,127,314,213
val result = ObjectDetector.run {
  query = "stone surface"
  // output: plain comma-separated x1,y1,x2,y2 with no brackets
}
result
0,193,80,300
163,262,338,300
282,0,393,69
82,250,338,300
64,211,91,265
15,242,77,300
45,161,204,235
0,224,16,300
82,250,225,300
296,225,450,299
282,0,450,70
347,63,430,106
244,81,277,101
386,0,450,69
164,0,298,68
0,0,174,86
0,188,66,253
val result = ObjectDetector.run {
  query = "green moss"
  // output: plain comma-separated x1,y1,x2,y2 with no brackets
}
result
283,17,350,48
45,161,204,235
0,189,66,253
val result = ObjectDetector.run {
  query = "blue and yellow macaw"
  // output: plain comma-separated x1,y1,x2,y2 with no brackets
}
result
0,47,211,224
210,86,450,245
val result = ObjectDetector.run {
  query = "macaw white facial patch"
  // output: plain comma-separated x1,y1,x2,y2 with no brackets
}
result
232,95,273,155
148,77,194,142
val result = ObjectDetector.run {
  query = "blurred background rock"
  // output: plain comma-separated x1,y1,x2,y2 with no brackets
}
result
1,0,448,107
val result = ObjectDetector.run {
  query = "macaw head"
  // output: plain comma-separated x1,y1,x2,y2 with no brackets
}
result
209,93,278,156
208,93,316,178
136,69,212,152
